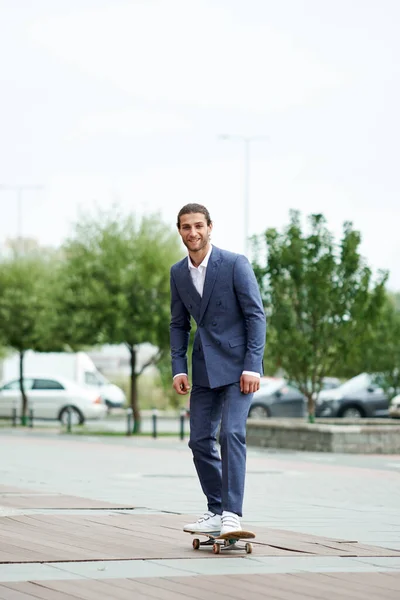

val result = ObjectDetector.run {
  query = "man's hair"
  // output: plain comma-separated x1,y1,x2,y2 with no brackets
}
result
177,203,212,229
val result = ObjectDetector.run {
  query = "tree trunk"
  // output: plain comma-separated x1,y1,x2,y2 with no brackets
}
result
129,345,141,434
307,393,315,424
19,350,28,426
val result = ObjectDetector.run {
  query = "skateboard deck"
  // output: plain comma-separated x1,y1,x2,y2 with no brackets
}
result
186,529,255,554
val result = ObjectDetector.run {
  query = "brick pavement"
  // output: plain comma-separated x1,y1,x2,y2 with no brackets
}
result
0,431,399,598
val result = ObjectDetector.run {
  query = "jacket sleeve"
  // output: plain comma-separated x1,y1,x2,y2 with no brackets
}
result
233,255,267,374
170,268,191,377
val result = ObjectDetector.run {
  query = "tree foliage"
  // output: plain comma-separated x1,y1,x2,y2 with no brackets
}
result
252,211,388,420
57,209,182,432
0,255,62,423
359,294,400,400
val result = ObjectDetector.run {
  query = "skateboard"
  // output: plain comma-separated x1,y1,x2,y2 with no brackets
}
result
186,530,255,554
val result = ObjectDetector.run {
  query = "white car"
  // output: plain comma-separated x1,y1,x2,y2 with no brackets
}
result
0,374,108,425
83,370,126,409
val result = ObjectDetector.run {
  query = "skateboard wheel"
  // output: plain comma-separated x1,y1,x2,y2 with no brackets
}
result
213,543,221,554
192,538,200,550
245,543,253,554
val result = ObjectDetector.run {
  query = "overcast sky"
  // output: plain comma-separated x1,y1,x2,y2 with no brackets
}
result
0,0,399,287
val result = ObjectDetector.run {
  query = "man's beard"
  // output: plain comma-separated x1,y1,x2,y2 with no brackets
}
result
185,236,209,253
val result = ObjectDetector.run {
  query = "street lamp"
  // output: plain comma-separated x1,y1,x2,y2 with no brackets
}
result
218,135,268,257
0,184,44,252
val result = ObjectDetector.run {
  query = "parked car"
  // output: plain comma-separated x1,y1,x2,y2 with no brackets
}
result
291,377,341,399
319,377,341,391
315,373,390,418
389,394,400,419
0,374,108,425
1,351,126,409
248,377,306,419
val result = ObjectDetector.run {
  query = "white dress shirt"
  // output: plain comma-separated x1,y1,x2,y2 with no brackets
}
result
188,244,212,297
173,245,260,380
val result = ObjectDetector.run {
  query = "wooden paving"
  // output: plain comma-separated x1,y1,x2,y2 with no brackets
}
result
1,511,399,563
1,484,399,599
1,572,400,600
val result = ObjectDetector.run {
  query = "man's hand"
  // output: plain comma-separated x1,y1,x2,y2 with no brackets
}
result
173,375,191,395
240,374,260,395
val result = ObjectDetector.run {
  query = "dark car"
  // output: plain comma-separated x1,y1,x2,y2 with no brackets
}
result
315,373,390,419
248,377,306,419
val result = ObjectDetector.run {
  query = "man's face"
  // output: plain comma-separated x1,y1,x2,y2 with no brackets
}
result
178,212,212,253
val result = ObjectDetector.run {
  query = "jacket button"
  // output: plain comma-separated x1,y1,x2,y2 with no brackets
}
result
188,304,192,308
217,300,222,306
212,321,217,326
216,340,221,345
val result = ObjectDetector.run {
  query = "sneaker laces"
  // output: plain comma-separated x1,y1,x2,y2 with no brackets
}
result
221,514,240,528
196,511,217,524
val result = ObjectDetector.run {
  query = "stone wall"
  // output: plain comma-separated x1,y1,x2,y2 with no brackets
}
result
246,419,400,454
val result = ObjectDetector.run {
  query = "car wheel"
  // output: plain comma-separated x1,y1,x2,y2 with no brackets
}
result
59,406,84,426
248,404,270,419
339,406,364,419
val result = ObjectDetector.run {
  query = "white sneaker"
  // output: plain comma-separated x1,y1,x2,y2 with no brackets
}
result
183,511,221,533
220,511,242,536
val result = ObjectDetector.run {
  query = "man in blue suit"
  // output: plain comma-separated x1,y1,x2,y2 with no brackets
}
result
170,203,266,536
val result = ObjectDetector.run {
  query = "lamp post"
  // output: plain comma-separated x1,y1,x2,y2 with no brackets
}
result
0,184,44,253
218,135,268,257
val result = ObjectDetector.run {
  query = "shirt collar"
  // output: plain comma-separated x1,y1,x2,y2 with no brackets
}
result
188,244,213,271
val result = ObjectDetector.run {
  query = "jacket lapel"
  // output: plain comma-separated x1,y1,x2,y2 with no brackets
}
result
179,260,202,306
199,246,221,322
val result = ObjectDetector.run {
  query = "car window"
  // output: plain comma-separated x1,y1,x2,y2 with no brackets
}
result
33,379,64,390
287,385,302,395
371,374,385,389
258,378,285,394
337,373,371,394
322,380,340,390
84,371,103,386
2,378,34,391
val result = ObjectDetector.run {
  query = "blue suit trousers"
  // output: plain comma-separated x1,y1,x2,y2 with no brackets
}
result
188,382,252,517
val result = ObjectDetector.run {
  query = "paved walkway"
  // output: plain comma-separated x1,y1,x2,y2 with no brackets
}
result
0,430,399,598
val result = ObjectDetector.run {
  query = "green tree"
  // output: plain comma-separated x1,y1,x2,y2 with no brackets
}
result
329,291,400,388
389,291,400,312
252,211,387,421
58,209,182,433
0,255,63,424
359,295,400,400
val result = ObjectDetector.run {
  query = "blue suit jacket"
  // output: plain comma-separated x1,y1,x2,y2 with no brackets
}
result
170,246,266,388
